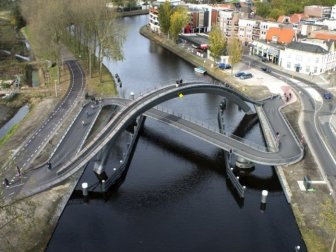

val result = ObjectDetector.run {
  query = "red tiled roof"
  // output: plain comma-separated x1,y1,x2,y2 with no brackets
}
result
313,33,336,41
266,27,295,44
290,13,307,24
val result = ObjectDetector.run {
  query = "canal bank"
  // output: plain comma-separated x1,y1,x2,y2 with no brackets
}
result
140,25,336,251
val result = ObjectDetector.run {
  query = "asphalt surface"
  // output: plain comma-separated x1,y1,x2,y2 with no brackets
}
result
3,60,85,201
243,55,336,193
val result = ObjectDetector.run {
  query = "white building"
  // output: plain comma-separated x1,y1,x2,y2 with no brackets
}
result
279,40,336,75
331,4,336,19
259,21,280,40
238,19,260,44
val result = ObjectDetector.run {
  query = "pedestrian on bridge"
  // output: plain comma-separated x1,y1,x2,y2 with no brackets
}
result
16,166,21,177
3,178,9,187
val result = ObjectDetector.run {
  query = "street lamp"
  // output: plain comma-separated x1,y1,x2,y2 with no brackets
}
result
54,80,57,97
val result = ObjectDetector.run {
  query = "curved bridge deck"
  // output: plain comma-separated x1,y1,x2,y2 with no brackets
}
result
17,82,304,198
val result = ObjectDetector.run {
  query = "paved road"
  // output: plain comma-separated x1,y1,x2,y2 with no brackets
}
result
243,55,336,193
2,60,85,201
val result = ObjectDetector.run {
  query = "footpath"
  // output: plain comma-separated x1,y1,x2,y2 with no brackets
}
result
0,46,87,252
140,26,336,252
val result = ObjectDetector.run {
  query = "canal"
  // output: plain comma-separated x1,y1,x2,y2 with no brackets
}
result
46,15,306,252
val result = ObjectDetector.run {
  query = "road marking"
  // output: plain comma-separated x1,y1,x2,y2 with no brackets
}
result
9,183,24,188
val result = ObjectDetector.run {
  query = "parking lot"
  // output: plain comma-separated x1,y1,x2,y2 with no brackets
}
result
220,61,293,98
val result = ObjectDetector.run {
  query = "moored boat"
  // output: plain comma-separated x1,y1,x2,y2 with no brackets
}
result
194,66,206,74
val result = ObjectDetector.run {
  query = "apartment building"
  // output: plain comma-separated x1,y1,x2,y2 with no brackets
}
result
259,21,280,40
238,19,260,44
218,10,239,39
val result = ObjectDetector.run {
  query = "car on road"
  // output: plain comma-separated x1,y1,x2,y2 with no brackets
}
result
240,73,253,79
324,92,332,100
261,66,271,73
218,63,231,70
235,71,245,77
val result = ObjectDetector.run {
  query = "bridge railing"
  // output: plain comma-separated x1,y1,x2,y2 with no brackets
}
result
154,105,273,153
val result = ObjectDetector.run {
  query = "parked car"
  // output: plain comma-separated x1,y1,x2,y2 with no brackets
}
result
218,63,231,70
235,71,245,77
261,57,269,63
324,92,332,100
240,73,253,79
261,66,271,73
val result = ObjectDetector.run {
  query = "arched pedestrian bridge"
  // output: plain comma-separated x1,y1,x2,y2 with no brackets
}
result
56,82,303,180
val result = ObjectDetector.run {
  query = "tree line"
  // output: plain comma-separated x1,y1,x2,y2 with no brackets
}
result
256,0,336,20
19,0,125,84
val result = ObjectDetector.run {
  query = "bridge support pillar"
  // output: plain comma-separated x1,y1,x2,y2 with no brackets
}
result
235,156,254,169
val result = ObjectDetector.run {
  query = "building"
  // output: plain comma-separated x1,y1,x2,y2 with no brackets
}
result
266,27,295,45
299,21,328,37
238,19,260,44
148,0,182,34
310,30,336,41
259,21,280,40
251,40,284,64
304,5,332,19
218,10,239,39
148,5,160,33
279,40,336,75
331,4,336,19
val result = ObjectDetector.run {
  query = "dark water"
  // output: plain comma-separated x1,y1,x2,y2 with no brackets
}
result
47,15,306,252
0,104,29,139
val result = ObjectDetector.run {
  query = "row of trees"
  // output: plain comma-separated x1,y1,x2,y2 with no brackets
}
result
256,0,336,20
20,0,125,84
208,25,242,74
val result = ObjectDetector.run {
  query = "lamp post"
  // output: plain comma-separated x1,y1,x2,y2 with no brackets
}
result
54,80,58,97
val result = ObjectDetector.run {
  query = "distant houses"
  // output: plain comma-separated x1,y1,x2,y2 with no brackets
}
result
148,1,336,75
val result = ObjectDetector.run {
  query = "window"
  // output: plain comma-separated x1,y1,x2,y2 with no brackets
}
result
287,62,291,68
305,65,310,73
314,67,317,73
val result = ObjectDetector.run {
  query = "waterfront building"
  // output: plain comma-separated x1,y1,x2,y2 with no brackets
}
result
217,10,239,39
238,18,260,44
279,39,336,75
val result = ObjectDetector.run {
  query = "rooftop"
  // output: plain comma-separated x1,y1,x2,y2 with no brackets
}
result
266,27,295,44
179,34,209,46
286,42,328,54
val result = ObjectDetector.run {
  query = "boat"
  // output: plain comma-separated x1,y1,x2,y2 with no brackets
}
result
194,66,206,74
